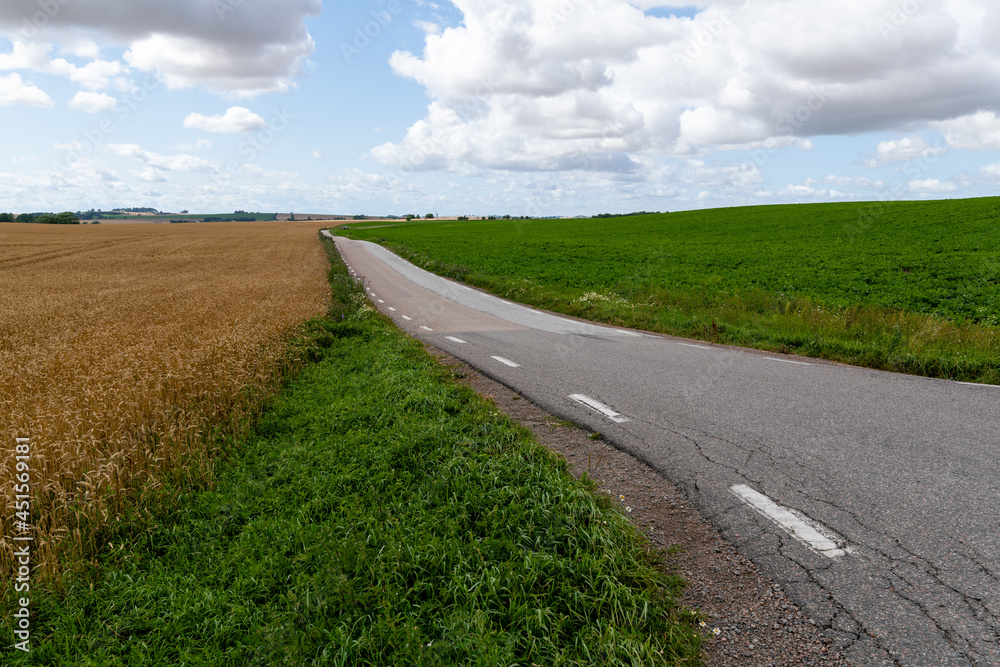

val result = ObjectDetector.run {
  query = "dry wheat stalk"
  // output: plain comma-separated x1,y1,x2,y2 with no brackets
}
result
0,221,331,586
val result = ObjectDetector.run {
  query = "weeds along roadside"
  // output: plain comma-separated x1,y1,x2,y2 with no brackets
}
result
1,234,704,665
348,238,1000,386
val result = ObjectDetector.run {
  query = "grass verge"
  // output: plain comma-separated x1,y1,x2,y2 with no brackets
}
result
2,236,702,665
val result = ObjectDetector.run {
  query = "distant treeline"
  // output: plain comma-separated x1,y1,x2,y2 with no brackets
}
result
1,212,80,224
199,211,278,222
79,210,123,220
592,211,664,219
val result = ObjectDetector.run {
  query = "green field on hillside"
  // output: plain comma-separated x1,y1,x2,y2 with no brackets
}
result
338,198,1000,383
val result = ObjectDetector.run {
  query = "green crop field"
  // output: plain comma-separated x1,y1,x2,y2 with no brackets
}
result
338,197,1000,383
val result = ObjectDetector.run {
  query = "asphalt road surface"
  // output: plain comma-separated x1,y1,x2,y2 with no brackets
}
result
327,232,1000,666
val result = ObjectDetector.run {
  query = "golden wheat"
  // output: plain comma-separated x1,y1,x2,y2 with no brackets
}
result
0,221,331,586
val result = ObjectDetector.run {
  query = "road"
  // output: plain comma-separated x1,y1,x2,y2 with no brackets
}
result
326,232,1000,666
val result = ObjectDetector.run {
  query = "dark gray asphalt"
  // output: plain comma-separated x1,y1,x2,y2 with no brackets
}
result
328,233,1000,666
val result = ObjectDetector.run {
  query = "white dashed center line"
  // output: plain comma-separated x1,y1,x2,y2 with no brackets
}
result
402,315,413,321
387,307,397,312
378,299,385,304
491,356,521,368
420,326,434,331
568,394,630,423
731,485,852,560
764,357,812,366
445,336,467,344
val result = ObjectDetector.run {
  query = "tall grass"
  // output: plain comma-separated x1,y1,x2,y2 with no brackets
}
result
0,222,330,587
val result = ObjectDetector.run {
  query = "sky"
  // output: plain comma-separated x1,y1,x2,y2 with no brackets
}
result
0,0,999,217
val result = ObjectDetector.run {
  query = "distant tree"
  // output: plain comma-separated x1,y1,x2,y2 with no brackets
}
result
457,216,469,221
288,213,296,221
0,213,13,222
592,211,661,219
180,210,189,214
425,213,434,219
405,214,416,221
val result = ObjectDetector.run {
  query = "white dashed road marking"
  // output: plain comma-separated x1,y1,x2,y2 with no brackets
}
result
387,307,396,312
731,484,852,560
568,394,630,424
445,336,467,344
402,315,412,321
420,326,434,331
764,357,812,366
679,343,712,350
491,356,521,368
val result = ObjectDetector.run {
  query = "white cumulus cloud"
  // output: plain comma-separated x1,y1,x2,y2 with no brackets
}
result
68,90,116,113
0,0,320,96
865,136,948,167
932,111,1000,151
184,107,267,134
0,72,52,106
909,178,958,193
106,143,218,173
373,0,1000,173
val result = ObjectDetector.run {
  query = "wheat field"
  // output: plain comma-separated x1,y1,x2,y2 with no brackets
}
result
0,221,331,586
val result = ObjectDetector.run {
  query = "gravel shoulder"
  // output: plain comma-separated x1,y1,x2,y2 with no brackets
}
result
426,343,848,667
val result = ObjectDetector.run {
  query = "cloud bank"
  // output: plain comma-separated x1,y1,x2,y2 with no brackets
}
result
372,0,1000,172
0,0,321,96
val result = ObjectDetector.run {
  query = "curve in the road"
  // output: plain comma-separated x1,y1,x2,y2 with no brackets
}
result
325,232,1000,667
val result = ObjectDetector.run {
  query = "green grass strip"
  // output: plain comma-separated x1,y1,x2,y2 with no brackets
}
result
3,236,702,666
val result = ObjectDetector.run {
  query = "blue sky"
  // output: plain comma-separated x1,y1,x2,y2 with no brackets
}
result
1,0,999,216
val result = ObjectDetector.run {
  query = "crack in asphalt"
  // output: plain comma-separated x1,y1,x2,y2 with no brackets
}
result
604,403,1000,666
